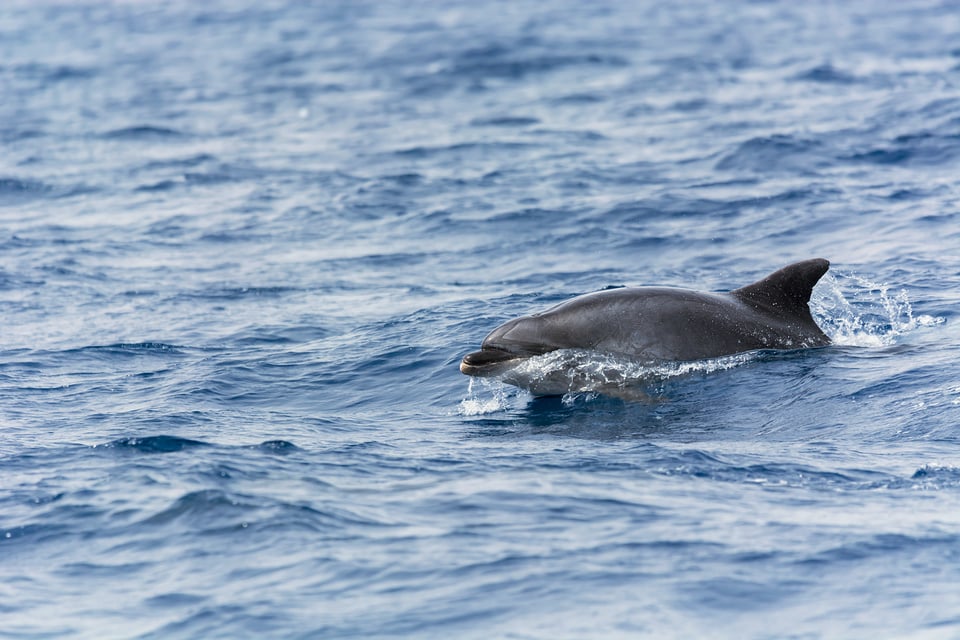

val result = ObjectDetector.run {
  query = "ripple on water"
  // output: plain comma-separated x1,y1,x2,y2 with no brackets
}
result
3,1,960,638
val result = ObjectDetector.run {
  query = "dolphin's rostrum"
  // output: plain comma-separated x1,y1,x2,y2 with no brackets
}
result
461,259,831,394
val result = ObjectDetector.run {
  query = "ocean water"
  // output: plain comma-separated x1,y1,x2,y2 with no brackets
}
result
2,0,960,637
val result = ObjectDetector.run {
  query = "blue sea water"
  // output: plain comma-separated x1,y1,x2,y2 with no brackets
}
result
2,0,960,637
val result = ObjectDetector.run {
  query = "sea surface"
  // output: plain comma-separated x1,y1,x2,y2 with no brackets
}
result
2,1,960,638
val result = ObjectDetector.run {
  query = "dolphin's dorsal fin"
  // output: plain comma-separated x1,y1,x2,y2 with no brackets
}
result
732,258,830,314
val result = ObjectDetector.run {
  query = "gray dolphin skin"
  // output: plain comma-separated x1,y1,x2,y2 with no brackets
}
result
460,259,831,388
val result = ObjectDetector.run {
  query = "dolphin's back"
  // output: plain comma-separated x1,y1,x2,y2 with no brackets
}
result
480,259,831,362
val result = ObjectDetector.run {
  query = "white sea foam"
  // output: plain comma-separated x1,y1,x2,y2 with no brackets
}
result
811,272,943,347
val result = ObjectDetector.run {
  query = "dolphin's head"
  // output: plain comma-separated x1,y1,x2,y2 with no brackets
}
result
460,315,558,377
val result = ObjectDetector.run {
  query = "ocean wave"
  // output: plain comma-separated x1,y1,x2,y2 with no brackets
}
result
0,177,52,200
794,62,858,84
844,132,960,166
11,62,97,82
139,488,386,532
100,125,187,140
254,440,300,454
715,135,828,174
797,531,960,566
97,435,210,453
470,116,541,127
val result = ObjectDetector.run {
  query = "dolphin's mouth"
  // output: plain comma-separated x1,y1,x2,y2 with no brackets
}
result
460,348,526,377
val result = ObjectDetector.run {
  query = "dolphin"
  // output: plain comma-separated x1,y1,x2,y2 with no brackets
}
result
460,259,831,394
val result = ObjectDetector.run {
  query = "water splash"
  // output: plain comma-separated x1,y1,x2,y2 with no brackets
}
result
507,349,758,398
459,350,759,407
811,272,943,347
458,377,518,415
